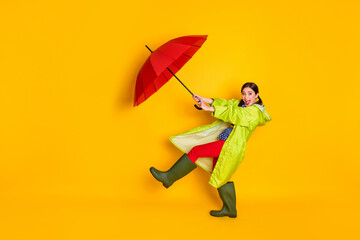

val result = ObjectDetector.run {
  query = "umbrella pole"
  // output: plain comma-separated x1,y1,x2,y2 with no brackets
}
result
166,67,202,110
145,45,202,110
166,67,194,96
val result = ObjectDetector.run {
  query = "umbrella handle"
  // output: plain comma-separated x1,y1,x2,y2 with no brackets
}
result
194,104,202,110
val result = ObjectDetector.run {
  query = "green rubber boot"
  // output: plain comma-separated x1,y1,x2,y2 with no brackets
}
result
150,153,197,188
210,181,237,218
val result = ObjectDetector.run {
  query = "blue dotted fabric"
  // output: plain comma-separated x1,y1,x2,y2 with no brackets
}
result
217,104,246,140
218,127,233,140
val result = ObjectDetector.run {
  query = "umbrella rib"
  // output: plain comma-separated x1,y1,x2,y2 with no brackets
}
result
140,73,146,100
157,50,177,61
153,78,158,92
172,62,181,70
182,53,192,59
162,72,168,82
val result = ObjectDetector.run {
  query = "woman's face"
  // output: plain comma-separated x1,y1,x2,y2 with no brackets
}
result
242,87,259,106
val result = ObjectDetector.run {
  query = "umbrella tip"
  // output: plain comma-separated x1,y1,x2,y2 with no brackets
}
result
145,45,152,53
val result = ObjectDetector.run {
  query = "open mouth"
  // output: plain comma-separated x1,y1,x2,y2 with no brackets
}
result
245,100,250,105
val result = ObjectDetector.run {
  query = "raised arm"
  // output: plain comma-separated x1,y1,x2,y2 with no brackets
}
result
211,105,258,127
210,98,240,107
192,95,241,112
192,94,214,104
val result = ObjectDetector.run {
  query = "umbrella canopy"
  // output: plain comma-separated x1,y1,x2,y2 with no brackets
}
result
134,35,207,106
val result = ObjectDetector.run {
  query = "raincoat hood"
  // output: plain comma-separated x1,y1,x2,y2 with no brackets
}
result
253,104,272,126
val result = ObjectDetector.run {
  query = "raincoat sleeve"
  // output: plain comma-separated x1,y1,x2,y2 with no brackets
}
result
211,105,258,127
210,98,240,107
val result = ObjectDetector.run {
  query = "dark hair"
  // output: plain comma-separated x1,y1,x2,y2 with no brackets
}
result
238,82,263,106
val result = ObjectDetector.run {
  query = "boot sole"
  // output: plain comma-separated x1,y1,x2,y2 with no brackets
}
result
210,211,237,218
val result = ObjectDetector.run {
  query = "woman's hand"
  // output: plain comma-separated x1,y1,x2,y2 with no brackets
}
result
192,94,204,103
192,94,214,105
198,100,214,112
198,101,207,110
192,94,215,111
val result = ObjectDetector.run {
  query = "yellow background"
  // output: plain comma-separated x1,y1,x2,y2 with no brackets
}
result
1,1,359,239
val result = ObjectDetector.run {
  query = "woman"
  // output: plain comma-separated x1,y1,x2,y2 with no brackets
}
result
150,82,272,218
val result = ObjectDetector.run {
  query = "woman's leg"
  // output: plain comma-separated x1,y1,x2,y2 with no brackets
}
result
150,140,225,189
187,140,226,163
150,153,197,188
187,140,237,217
210,181,237,218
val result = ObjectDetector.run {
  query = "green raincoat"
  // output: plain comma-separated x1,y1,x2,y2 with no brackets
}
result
169,98,272,188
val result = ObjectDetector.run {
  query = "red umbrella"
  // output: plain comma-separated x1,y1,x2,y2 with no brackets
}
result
134,35,207,108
